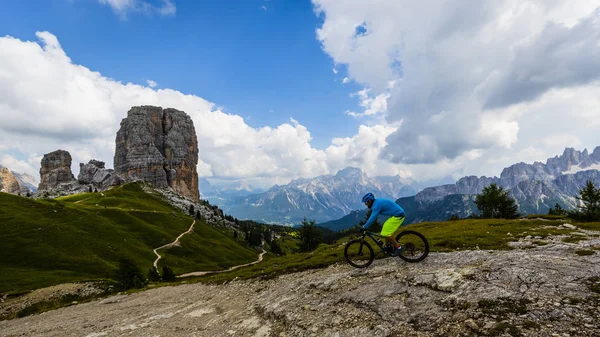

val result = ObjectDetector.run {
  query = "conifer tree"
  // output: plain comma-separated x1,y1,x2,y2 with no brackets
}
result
569,180,600,221
299,217,321,251
475,183,519,219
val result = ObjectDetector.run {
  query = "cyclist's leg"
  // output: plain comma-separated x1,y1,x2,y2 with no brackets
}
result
380,216,405,246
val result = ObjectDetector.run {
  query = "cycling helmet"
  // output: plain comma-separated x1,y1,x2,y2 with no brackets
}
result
362,193,375,203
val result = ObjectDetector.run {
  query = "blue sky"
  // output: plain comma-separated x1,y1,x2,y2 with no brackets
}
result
0,0,362,149
1,0,599,188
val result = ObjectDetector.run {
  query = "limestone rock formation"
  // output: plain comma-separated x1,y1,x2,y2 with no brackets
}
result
78,160,124,191
114,106,199,200
38,150,77,191
37,151,122,197
0,166,30,195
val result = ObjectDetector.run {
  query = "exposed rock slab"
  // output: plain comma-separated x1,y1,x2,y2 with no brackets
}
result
1,230,599,336
114,106,199,200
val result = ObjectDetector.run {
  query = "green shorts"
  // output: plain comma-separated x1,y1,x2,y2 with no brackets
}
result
380,216,405,237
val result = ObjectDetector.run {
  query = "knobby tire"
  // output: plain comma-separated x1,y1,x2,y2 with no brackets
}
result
395,230,429,263
344,239,374,268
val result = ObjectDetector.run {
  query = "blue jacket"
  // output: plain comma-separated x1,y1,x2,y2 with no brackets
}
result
363,198,406,229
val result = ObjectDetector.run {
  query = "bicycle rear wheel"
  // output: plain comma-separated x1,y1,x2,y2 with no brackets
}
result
395,230,429,263
344,239,374,268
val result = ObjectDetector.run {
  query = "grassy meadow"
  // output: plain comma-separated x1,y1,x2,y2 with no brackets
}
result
0,183,258,294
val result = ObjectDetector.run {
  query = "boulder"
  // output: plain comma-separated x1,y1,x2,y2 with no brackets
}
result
78,160,123,191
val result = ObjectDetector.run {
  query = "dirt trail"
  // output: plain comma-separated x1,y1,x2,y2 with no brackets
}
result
153,220,196,270
178,248,267,278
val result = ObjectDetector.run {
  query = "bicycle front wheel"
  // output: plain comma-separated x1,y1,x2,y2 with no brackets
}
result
344,239,374,268
395,230,429,263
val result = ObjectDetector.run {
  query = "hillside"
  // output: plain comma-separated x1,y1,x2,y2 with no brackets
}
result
1,218,599,336
0,183,259,294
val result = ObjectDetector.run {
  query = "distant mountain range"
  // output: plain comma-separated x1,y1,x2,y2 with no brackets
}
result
202,167,420,225
199,178,267,202
318,147,600,231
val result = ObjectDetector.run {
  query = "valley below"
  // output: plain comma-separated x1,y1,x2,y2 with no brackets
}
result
1,223,599,337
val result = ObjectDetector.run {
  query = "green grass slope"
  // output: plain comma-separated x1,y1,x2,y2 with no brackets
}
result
0,183,258,293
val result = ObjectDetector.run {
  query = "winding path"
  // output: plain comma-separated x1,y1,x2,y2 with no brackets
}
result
153,220,196,270
177,248,267,278
152,220,266,277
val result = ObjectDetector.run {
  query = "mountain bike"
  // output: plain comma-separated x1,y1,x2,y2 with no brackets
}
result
344,225,429,268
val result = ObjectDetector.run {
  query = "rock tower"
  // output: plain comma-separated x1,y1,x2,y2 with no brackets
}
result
114,106,199,200
38,149,76,191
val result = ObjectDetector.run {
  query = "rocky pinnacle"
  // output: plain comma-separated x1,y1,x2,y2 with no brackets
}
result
38,149,76,191
114,106,199,200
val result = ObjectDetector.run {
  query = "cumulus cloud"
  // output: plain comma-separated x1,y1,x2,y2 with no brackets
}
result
313,0,600,168
345,88,390,118
324,124,417,178
1,155,40,177
146,79,158,88
97,0,176,18
0,31,349,185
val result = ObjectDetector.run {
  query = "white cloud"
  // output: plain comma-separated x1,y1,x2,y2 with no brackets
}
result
313,0,600,171
146,79,158,88
1,155,40,177
97,0,176,18
0,32,339,185
342,76,349,84
332,67,338,74
345,88,390,118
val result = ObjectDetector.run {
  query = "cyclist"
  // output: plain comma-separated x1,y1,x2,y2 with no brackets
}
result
361,193,406,257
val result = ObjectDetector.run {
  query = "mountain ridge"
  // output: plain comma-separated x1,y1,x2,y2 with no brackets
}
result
213,167,420,225
318,146,600,231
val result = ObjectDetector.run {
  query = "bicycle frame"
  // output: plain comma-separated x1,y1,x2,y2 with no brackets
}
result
357,229,387,252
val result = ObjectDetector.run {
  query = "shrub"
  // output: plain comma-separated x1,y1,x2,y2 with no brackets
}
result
147,267,161,282
161,266,176,281
115,257,147,290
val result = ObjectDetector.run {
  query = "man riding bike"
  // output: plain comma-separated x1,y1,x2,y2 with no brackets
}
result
361,193,406,257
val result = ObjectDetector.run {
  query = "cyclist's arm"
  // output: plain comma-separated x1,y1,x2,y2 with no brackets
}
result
363,204,381,229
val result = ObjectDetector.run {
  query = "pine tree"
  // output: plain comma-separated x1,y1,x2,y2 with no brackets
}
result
475,183,519,219
270,240,283,255
548,203,566,216
570,180,600,221
299,218,321,251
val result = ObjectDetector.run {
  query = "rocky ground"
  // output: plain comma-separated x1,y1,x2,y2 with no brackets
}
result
1,226,599,337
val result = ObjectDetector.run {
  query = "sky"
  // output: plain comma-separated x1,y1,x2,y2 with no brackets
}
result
1,0,600,189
